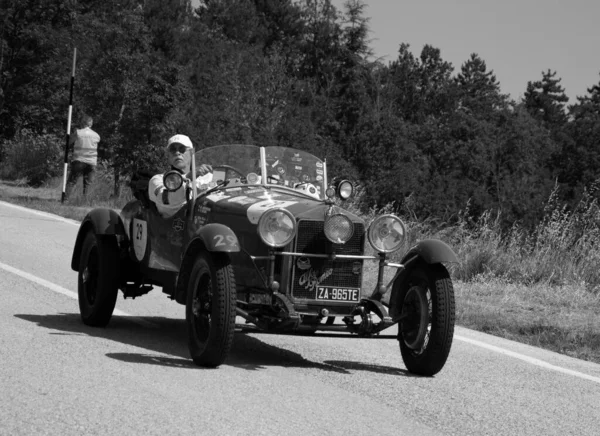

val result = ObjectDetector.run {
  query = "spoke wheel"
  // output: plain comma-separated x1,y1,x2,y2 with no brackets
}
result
186,251,236,367
398,263,455,376
78,231,120,327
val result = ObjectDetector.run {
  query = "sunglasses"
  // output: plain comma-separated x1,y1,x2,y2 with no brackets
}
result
168,144,188,154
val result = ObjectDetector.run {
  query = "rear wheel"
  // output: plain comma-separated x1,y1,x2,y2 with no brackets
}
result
398,263,455,376
186,251,236,367
78,231,120,327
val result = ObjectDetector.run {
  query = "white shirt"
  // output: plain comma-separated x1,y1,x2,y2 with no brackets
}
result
70,127,100,165
148,172,213,218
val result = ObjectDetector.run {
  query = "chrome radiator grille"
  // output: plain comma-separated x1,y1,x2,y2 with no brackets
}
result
290,220,365,300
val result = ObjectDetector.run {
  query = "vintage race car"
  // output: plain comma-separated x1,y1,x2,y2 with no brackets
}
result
71,144,458,375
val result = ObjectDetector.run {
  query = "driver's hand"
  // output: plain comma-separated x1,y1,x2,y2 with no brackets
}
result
198,164,213,176
187,164,212,179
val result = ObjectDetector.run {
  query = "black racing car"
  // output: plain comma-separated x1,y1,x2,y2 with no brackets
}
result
71,144,458,375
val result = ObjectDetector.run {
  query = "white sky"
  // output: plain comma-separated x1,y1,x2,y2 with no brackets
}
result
332,0,600,103
190,0,600,103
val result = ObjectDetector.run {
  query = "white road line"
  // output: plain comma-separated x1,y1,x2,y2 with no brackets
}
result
0,200,80,226
0,260,157,329
455,334,600,384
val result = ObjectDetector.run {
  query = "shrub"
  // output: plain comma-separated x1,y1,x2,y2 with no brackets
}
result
0,130,63,186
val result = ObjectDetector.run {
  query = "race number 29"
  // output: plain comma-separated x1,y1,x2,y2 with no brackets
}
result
213,234,237,248
132,218,148,261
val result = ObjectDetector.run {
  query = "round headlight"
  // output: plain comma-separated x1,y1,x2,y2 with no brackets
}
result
326,187,336,198
368,214,406,253
258,208,296,247
324,214,354,244
338,180,353,200
163,171,184,191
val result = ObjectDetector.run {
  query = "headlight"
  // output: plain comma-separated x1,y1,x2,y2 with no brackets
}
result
368,214,406,253
163,171,184,191
258,208,296,247
337,180,353,200
324,214,354,244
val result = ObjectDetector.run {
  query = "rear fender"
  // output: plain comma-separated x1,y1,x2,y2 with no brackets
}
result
71,209,127,271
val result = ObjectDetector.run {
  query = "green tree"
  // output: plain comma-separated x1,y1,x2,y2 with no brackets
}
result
563,76,600,191
524,69,569,126
0,0,76,139
456,53,508,112
71,2,187,190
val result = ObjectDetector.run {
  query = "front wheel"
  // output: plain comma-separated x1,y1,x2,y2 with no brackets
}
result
185,251,236,367
398,263,455,376
78,231,120,327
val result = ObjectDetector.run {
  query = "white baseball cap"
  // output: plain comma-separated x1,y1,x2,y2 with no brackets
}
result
167,134,193,150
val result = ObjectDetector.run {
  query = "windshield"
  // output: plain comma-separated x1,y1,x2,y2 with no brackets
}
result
195,144,326,199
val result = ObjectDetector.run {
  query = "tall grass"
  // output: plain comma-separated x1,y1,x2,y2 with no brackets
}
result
351,184,600,293
445,186,600,293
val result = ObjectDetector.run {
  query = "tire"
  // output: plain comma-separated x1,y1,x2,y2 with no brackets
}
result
186,251,236,367
78,231,120,327
398,263,455,376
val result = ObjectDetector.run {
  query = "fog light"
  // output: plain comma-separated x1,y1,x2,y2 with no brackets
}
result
324,214,354,244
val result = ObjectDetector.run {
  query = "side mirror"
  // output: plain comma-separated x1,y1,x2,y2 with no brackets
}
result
163,170,184,192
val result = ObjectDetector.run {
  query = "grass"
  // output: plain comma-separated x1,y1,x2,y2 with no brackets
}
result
2,173,600,364
0,172,131,221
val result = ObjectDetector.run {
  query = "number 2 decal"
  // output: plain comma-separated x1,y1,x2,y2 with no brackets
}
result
213,234,237,247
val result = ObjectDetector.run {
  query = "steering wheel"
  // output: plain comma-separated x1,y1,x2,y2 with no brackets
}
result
212,164,245,179
294,180,321,189
266,174,282,184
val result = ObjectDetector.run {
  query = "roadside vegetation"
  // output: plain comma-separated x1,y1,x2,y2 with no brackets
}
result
2,173,600,365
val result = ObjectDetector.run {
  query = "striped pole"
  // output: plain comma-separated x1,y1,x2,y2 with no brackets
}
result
61,47,77,203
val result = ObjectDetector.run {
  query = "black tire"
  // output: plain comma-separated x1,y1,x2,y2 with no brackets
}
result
398,263,455,376
78,231,120,327
186,251,236,367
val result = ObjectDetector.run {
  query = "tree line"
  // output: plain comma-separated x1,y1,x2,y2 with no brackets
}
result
1,0,600,228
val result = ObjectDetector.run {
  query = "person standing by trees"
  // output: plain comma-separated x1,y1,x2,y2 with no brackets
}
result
66,115,101,199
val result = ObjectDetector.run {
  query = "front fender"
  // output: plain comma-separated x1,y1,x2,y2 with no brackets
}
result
383,239,457,314
189,223,240,253
71,208,126,271
402,239,458,264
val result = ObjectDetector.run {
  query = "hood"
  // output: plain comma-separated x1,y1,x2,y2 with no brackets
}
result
197,185,364,226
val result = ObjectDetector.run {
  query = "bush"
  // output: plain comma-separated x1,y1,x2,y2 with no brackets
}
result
0,130,63,186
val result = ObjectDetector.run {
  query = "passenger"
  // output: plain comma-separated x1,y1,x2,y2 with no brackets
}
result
148,134,212,218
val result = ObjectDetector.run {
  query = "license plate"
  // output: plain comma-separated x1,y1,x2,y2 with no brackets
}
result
316,286,360,302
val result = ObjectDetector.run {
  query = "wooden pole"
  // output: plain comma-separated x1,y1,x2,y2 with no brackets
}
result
61,48,77,203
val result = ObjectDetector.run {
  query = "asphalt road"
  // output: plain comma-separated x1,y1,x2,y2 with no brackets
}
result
1,200,600,436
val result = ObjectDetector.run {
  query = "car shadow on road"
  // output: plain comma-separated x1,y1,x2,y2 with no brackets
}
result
12,312,390,375
322,360,415,377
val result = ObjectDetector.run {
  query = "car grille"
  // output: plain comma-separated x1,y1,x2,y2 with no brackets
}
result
290,220,365,300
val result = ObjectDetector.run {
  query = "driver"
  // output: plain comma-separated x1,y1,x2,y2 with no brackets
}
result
148,134,212,218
